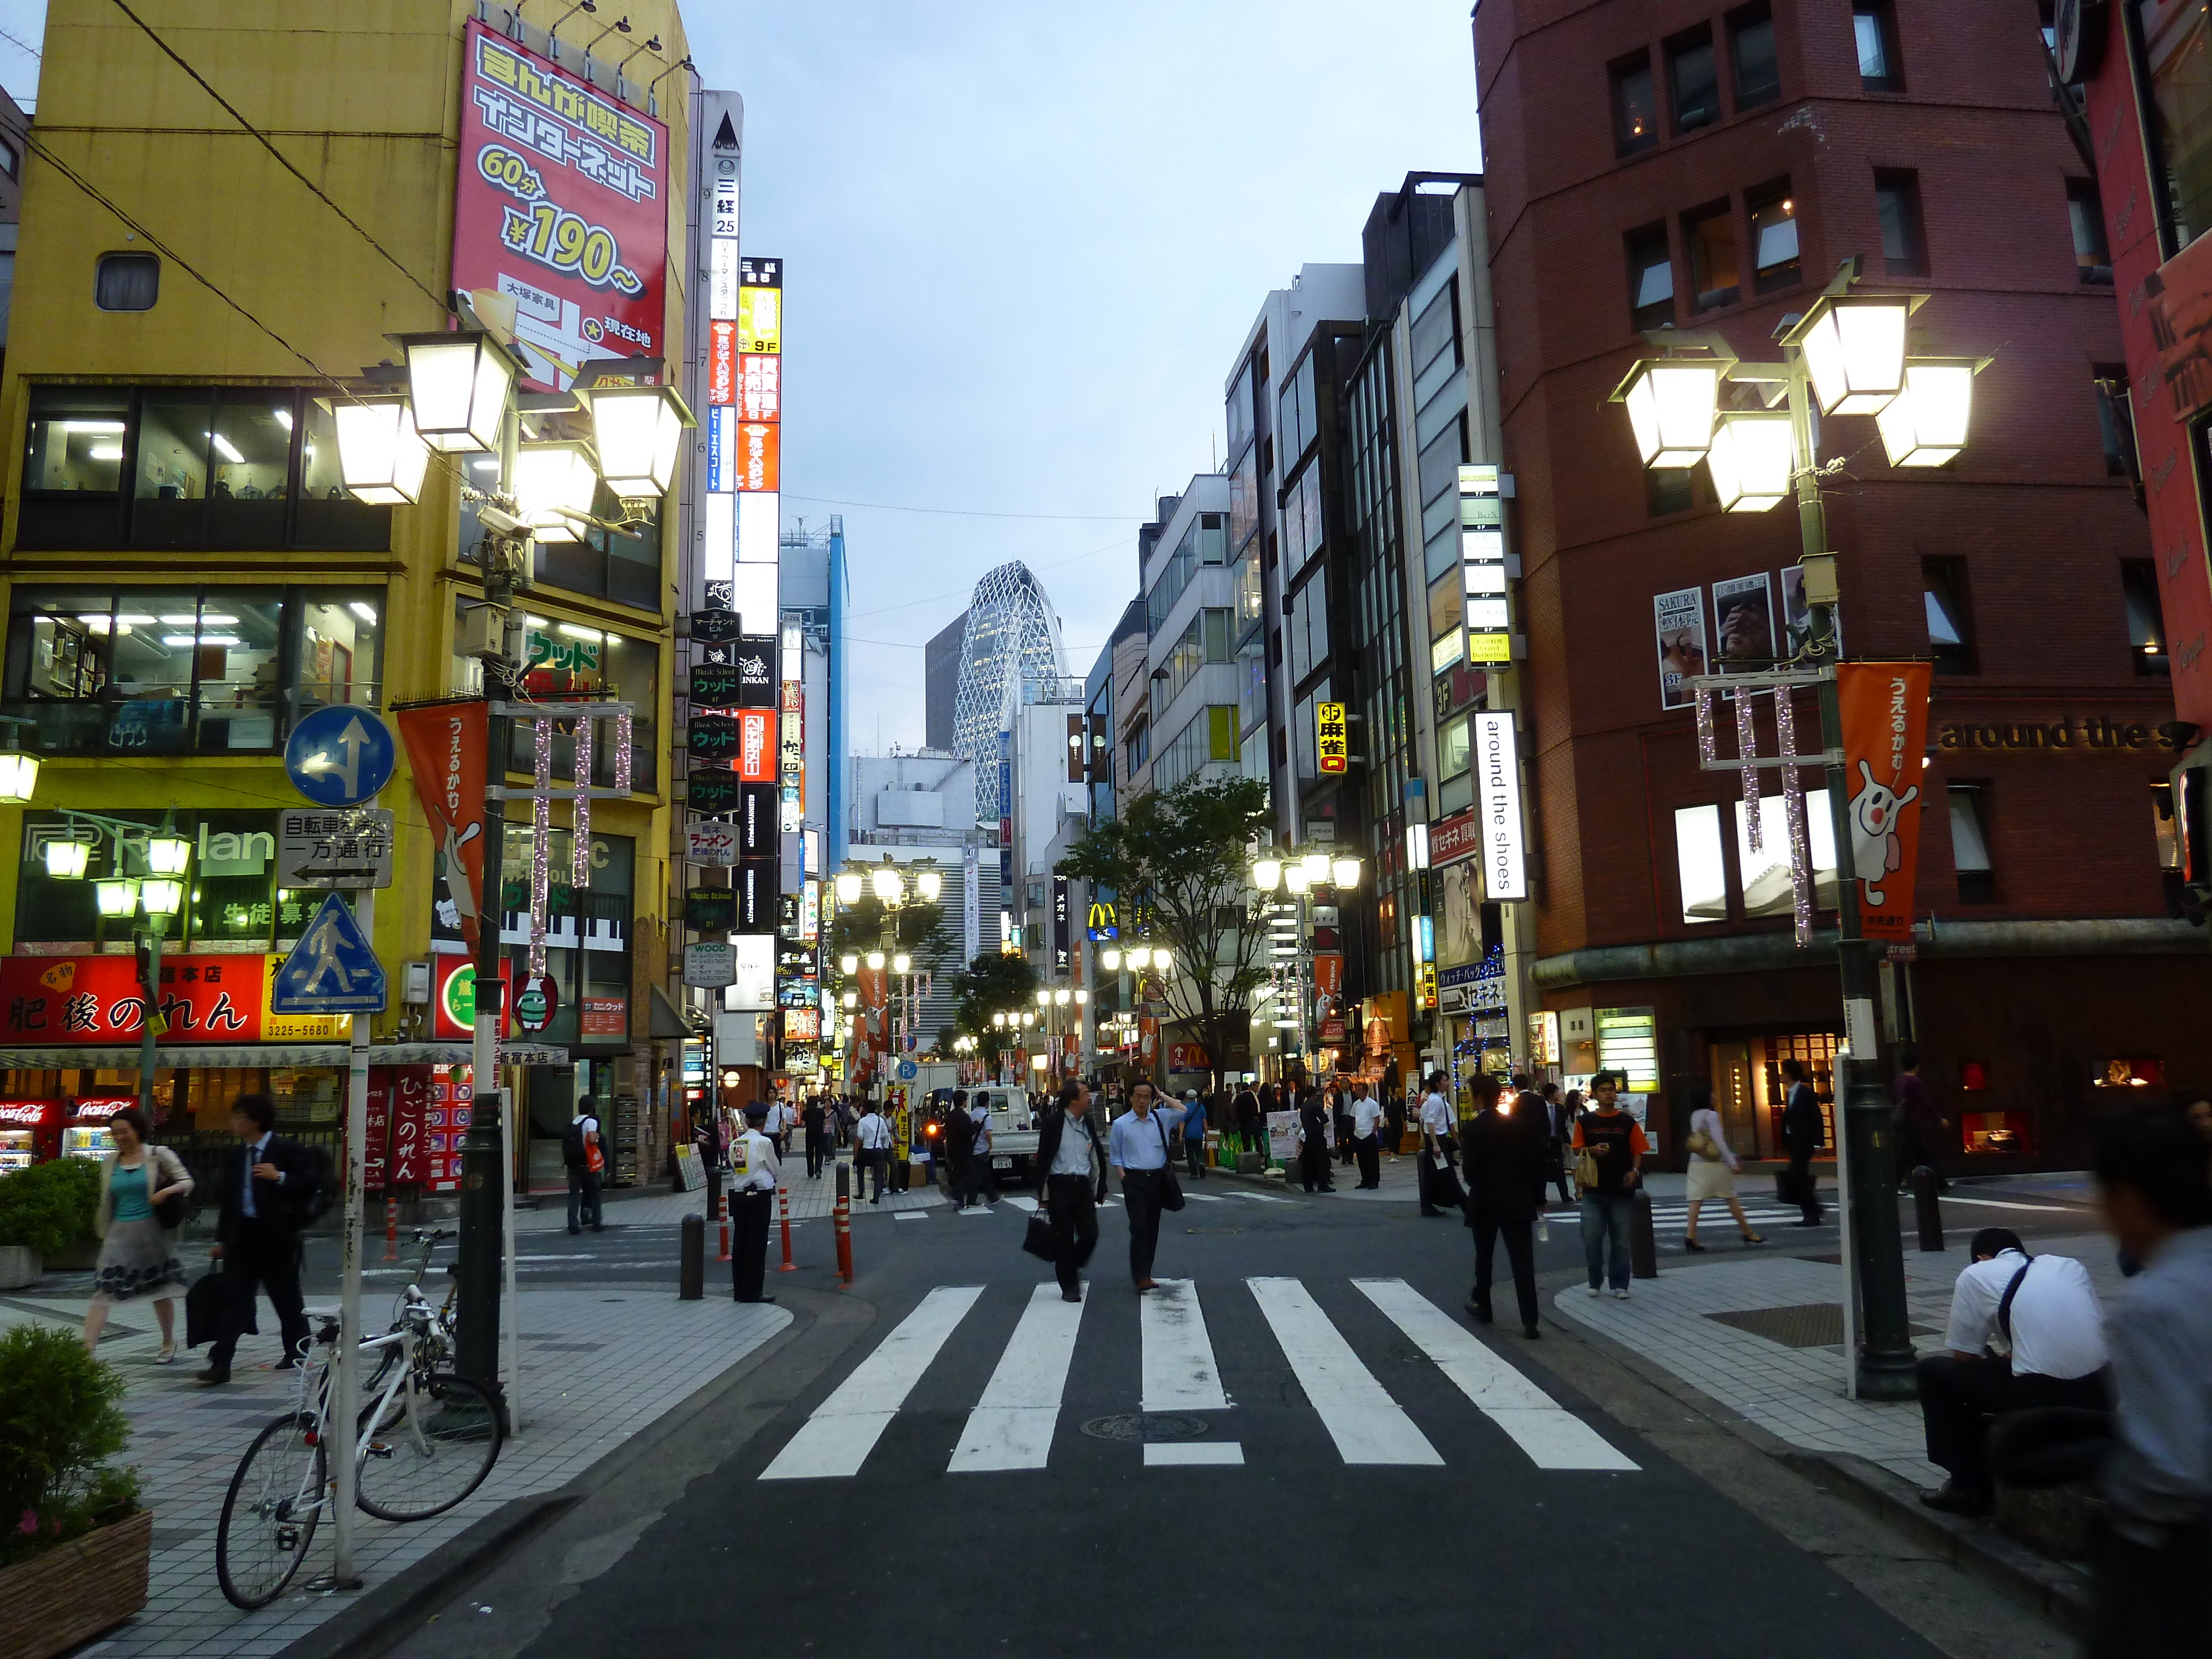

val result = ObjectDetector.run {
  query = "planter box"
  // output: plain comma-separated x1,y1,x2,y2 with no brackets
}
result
0,1245,36,1290
0,1509,152,1659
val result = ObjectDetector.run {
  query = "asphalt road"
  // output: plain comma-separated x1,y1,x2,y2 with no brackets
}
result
369,1170,2090,1659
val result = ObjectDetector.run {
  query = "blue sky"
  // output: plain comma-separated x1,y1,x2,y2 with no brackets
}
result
0,0,1481,751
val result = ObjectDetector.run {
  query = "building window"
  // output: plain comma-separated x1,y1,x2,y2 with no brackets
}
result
94,253,159,312
1729,3,1781,107
1125,718,1149,776
0,137,18,179
2094,367,2141,488
1439,714,1472,780
2067,180,2113,283
1676,804,1728,922
1874,169,1926,276
2138,0,2212,245
1611,51,1657,155
2123,560,2171,676
1854,0,1902,90
1748,180,1800,293
1949,786,1995,903
1647,466,1697,516
1625,222,1675,330
1683,200,1740,312
2155,781,2187,915
1923,559,1976,674
1667,26,1721,134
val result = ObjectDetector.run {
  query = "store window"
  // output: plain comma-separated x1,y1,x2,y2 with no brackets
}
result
3,585,382,756
1875,169,1928,276
1666,25,1721,134
1625,222,1674,331
1439,713,1472,781
17,385,389,552
534,495,663,610
1749,180,1800,293
1683,200,1740,312
1949,785,1996,903
2093,368,2142,490
1676,804,1728,923
492,611,658,790
1854,0,1902,91
1729,3,1781,107
1610,50,1657,156
1647,465,1699,516
1734,791,1839,916
2138,0,2212,247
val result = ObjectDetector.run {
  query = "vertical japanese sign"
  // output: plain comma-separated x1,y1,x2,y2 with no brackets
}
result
701,97,743,590
1316,701,1348,775
736,257,782,574
451,21,669,394
396,702,489,943
1835,662,1932,941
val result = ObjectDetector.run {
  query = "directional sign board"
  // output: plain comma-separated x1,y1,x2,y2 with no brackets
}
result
285,706,397,808
686,819,737,865
271,891,388,1013
279,808,395,890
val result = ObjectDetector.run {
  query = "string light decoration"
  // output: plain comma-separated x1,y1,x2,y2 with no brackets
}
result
612,709,633,793
1736,693,1763,854
1693,687,1718,768
530,717,552,976
1774,686,1814,946
572,712,594,893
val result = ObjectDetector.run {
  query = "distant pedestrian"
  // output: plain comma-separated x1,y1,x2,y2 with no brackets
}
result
852,1102,893,1203
2087,1104,2212,1657
1110,1080,1183,1291
199,1094,317,1385
82,1107,191,1364
1418,1073,1462,1216
1383,1074,1407,1161
1681,1084,1764,1250
565,1097,606,1234
1178,1089,1209,1180
962,1094,999,1207
1037,1080,1107,1302
801,1096,828,1179
2181,1092,2212,1145
1233,1080,1261,1156
1915,1227,2108,1516
729,1104,780,1304
1333,1088,1357,1169
1462,1074,1543,1339
1778,1060,1824,1224
1296,1088,1335,1194
1539,1084,1574,1204
1892,1045,1950,1190
1571,1073,1645,1298
1350,1083,1384,1188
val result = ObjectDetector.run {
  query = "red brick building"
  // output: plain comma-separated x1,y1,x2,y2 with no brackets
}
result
1473,0,2205,1168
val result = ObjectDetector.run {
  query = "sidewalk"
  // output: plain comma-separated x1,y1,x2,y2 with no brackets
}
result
0,1282,789,1658
513,1154,946,1233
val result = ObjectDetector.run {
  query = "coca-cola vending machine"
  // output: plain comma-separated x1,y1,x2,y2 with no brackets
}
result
64,1097,139,1162
0,1100,62,1170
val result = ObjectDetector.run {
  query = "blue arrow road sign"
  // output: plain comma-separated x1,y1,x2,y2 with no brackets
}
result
271,892,388,1013
285,706,396,808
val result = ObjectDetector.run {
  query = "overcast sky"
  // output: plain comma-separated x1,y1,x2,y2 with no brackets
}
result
0,0,1481,752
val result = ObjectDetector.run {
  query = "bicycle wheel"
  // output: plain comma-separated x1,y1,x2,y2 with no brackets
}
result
356,1371,504,1521
216,1413,327,1610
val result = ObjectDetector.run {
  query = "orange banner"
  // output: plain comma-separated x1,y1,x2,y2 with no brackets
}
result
1836,662,1933,941
396,701,489,945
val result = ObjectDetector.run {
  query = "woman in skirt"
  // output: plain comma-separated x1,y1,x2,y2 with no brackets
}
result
1682,1083,1765,1251
82,1106,194,1363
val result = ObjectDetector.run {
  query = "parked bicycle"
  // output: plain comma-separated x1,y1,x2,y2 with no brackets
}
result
366,1228,458,1391
213,1274,503,1610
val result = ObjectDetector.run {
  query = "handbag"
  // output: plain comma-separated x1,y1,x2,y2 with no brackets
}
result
150,1147,191,1230
1156,1116,1185,1212
1021,1209,1058,1262
1685,1129,1718,1160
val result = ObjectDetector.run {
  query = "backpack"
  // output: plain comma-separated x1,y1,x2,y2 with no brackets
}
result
289,1142,336,1227
562,1118,589,1168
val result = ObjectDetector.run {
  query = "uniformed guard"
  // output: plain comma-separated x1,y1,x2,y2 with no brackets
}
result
731,1103,780,1303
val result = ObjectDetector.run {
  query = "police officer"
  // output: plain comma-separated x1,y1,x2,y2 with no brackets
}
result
730,1103,780,1304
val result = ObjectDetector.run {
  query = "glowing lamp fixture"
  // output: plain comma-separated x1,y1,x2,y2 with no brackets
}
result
1124,946,1151,970
1332,857,1364,889
1074,989,1088,1005
1300,853,1331,887
1036,989,1051,1008
399,330,518,453
145,833,191,877
95,878,139,917
1054,989,1071,1006
834,871,863,905
1282,862,1311,895
870,865,905,905
1618,361,1720,468
1705,411,1796,512
1876,362,1975,467
510,442,599,537
993,1013,1006,1029
842,991,858,1010
1250,857,1282,891
332,395,431,505
1030,1053,1048,1071
865,949,886,971
139,878,184,917
1100,947,1121,970
892,952,911,974
1793,294,1910,416
0,752,38,805
580,382,690,498
914,869,942,902
839,952,859,974
44,839,89,880
1151,948,1173,976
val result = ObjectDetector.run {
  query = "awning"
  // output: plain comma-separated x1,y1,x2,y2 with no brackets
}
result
649,983,696,1040
0,1042,573,1070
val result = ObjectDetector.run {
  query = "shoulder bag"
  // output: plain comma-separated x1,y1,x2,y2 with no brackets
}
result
1573,1114,1603,1192
151,1146,192,1231
1155,1115,1185,1212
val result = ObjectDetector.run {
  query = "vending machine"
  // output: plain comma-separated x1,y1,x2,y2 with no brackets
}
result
63,1097,138,1161
0,1100,64,1170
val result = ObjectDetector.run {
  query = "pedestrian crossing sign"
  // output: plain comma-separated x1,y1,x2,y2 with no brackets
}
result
270,892,387,1014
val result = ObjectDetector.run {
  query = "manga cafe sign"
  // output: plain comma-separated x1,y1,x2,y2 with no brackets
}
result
0,955,351,1044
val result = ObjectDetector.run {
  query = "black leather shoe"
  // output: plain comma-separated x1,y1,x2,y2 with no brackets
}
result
1465,1301,1493,1323
1919,1480,1991,1516
195,1367,229,1385
1521,1324,1542,1340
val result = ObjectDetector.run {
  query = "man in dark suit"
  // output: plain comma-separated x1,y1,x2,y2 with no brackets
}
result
1463,1073,1546,1338
1780,1058,1825,1225
201,1093,317,1384
1035,1080,1107,1302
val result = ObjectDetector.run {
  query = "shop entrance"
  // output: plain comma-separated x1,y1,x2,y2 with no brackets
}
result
1707,1029,1839,1160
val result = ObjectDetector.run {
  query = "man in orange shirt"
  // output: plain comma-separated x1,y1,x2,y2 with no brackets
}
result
1571,1073,1647,1299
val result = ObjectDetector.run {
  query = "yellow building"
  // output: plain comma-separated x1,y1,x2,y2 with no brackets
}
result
0,1,696,1191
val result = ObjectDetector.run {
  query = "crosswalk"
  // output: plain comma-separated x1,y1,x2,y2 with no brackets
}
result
757,1276,1637,1482
1551,1201,1817,1234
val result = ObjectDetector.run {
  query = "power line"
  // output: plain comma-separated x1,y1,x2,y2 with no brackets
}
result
0,23,41,60
785,493,1142,523
105,0,450,315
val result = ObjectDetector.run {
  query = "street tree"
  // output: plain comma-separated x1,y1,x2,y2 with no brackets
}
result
950,950,1040,1070
1056,774,1272,1091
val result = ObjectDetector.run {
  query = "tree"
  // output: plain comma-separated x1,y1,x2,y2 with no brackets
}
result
826,893,948,972
949,950,1040,1068
1057,775,1273,1091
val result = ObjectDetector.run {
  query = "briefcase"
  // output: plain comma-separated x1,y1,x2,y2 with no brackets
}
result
184,1268,253,1349
1021,1211,1057,1262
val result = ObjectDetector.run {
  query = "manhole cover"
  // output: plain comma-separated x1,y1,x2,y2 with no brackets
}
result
1081,1413,1209,1443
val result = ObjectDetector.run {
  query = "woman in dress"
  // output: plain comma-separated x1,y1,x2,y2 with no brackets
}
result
1682,1083,1764,1251
81,1107,194,1362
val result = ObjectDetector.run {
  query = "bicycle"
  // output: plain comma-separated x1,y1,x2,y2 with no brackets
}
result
366,1228,458,1392
214,1277,504,1610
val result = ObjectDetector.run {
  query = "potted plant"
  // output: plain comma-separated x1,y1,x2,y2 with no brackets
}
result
0,1161,102,1287
0,1327,147,1659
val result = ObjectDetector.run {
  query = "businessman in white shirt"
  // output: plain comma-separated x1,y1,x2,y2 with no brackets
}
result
1108,1079,1187,1291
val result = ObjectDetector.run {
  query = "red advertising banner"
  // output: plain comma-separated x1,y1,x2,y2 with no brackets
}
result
737,709,776,782
396,702,489,944
2,955,265,1044
432,956,514,1041
580,995,628,1037
738,354,780,421
1836,662,1933,941
1313,953,1344,998
707,320,737,406
736,422,779,491
1429,808,1482,868
451,20,670,393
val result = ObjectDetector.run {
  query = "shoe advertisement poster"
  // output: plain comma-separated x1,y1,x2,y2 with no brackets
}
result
1835,662,1933,941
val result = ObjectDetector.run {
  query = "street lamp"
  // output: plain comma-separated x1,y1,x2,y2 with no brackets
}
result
43,839,89,880
914,868,942,903
1876,362,1975,467
840,952,859,974
1332,856,1363,890
866,949,886,971
511,441,601,534
578,381,687,498
1250,856,1282,891
1794,291,1910,414
836,871,864,905
331,395,430,505
1125,946,1150,969
145,832,191,877
1282,862,1311,896
1619,360,1719,467
1101,946,1122,969
893,952,911,974
871,865,905,905
1054,988,1071,1006
1704,411,1795,512
397,330,517,452
94,878,139,917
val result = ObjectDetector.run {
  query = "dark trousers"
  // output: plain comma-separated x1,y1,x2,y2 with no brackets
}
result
1183,1134,1206,1180
209,1218,309,1372
730,1187,774,1301
1545,1145,1572,1204
1299,1145,1332,1192
857,1147,886,1201
1046,1173,1099,1293
566,1166,602,1230
1355,1137,1380,1188
1385,1110,1405,1154
804,1130,826,1178
2091,1517,2211,1659
1469,1201,1540,1329
1895,1123,1945,1187
1120,1169,1165,1283
1787,1148,1821,1222
958,1152,998,1207
1917,1354,2111,1495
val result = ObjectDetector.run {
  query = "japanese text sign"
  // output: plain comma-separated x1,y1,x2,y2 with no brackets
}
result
1317,701,1348,775
1837,662,1933,941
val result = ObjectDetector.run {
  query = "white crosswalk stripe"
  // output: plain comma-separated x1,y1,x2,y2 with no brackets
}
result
950,1284,1084,1473
1248,1277,1442,1465
1141,1279,1229,1412
760,1286,982,1480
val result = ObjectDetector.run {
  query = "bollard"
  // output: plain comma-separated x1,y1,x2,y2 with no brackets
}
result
1630,1188,1660,1279
833,1163,853,1285
383,1197,399,1263
1911,1165,1945,1251
717,1188,731,1263
777,1185,797,1272
679,1213,704,1300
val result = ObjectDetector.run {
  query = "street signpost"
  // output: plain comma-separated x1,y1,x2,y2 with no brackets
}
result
284,706,397,808
272,891,388,1014
279,807,396,890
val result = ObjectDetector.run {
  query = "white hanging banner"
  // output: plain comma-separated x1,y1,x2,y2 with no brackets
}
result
1473,711,1527,902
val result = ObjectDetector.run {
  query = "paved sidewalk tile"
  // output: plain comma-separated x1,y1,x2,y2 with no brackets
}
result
3,1287,787,1659
514,1157,946,1233
1550,1230,2125,1488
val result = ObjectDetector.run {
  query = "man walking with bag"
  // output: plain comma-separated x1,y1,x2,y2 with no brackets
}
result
1572,1073,1646,1298
1109,1079,1185,1291
1418,1073,1462,1217
1036,1080,1107,1302
852,1101,894,1203
200,1094,319,1385
565,1097,606,1234
729,1103,780,1304
1350,1082,1385,1189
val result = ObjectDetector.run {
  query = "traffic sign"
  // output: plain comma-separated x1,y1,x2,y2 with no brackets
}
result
272,892,388,1013
896,1058,918,1082
279,808,395,889
285,707,396,808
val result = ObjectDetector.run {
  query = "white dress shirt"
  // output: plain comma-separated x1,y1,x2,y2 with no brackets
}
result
968,1106,991,1155
1942,1249,2107,1380
1051,1111,1101,1176
1352,1097,1386,1139
1419,1092,1454,1137
854,1112,893,1150
731,1129,780,1192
